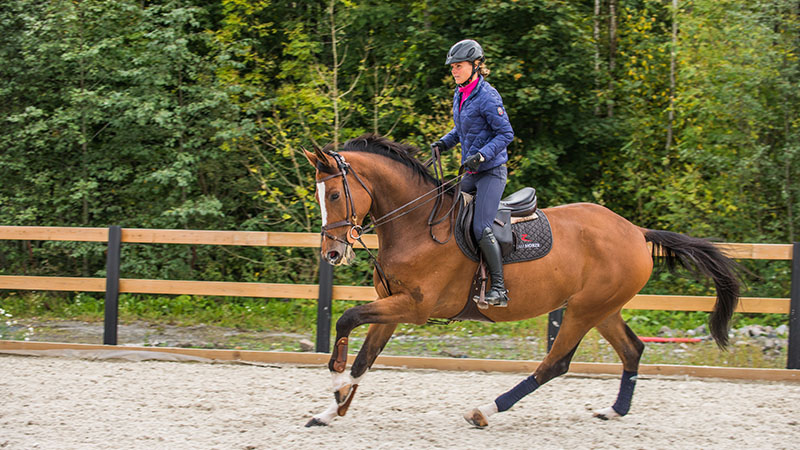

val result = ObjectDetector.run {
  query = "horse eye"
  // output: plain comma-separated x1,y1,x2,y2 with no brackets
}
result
331,192,340,200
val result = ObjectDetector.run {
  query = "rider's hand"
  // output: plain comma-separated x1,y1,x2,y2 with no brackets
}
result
464,152,484,171
430,140,446,153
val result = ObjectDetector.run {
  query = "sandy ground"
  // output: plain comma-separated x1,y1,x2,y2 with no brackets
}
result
1,353,799,450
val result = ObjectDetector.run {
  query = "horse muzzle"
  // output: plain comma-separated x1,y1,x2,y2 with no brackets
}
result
323,243,356,266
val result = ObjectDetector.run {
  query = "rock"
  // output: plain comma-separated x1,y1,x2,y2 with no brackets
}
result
439,350,468,358
299,339,314,352
658,326,674,337
762,338,783,352
776,324,788,336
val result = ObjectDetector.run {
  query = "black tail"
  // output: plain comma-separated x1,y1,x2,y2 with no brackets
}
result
644,230,741,349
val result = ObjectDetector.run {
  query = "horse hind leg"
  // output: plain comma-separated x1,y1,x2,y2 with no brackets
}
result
592,312,645,420
464,306,593,427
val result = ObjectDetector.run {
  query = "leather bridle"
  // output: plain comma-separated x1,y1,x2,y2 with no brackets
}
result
318,151,374,247
315,150,463,296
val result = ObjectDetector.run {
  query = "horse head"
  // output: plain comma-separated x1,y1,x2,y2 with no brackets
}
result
304,146,373,266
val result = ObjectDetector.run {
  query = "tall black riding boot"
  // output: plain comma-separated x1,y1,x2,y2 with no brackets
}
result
477,227,509,307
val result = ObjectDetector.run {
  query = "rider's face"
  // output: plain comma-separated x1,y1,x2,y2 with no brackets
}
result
451,61,474,85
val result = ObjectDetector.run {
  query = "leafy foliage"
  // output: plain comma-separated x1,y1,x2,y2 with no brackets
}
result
0,0,796,328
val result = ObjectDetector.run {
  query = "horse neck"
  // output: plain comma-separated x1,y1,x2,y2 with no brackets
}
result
354,155,455,247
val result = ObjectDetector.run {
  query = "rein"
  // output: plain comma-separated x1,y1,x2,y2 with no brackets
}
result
318,149,462,297
425,144,463,244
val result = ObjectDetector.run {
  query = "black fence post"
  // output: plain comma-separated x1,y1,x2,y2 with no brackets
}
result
787,242,800,370
103,225,122,346
547,308,564,352
316,260,334,353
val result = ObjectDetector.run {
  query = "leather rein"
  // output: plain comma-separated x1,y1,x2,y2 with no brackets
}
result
317,150,462,296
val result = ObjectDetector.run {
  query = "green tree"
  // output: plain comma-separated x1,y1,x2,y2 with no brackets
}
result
668,0,799,241
1,0,145,275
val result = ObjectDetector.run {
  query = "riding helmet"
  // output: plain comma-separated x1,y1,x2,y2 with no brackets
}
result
445,39,485,65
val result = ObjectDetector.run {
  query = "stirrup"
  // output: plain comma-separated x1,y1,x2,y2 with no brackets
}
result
485,291,509,307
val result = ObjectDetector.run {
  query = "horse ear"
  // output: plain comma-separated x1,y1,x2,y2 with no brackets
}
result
302,147,318,166
302,145,335,171
314,144,330,164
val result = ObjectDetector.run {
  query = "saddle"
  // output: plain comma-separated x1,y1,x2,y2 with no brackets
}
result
450,187,554,322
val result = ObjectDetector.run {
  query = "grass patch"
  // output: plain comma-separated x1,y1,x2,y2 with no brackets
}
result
1,292,317,331
1,292,789,339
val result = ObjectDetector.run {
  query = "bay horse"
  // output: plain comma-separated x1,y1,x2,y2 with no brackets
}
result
302,134,740,428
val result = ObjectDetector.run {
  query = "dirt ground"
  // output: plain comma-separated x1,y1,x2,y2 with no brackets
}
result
1,352,799,449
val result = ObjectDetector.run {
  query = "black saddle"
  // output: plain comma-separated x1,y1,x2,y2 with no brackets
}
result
499,187,538,217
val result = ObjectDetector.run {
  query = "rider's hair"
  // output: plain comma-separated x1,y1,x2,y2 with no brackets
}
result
478,62,490,77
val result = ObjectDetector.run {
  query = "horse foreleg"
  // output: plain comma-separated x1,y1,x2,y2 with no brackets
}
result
464,307,593,428
352,323,399,376
332,323,398,418
307,295,420,427
592,312,644,420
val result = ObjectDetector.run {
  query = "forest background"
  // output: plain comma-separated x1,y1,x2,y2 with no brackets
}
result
1,0,798,329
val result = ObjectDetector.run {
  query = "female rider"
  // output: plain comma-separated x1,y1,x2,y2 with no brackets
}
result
432,39,514,307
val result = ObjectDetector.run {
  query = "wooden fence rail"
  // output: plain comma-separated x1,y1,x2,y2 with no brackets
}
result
0,226,797,368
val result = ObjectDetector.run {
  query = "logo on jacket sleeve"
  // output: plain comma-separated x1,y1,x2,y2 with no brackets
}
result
497,107,504,116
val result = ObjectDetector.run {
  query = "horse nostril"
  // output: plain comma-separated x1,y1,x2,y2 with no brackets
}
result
328,251,341,262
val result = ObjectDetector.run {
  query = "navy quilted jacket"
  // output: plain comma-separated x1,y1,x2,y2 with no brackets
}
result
440,76,514,172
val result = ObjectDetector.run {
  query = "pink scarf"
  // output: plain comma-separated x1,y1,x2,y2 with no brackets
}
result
458,77,480,110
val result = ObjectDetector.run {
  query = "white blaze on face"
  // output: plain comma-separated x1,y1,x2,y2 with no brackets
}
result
317,181,328,226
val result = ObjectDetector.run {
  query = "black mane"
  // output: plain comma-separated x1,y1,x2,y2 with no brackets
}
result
322,133,440,187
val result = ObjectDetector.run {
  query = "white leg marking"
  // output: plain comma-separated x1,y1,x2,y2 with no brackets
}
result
313,400,340,425
317,182,327,226
478,402,499,419
310,371,366,425
331,371,364,391
593,406,622,420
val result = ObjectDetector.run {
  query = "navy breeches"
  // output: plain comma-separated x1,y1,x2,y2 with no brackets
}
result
460,164,507,241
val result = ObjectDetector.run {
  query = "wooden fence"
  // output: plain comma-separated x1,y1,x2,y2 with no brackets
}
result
0,225,798,369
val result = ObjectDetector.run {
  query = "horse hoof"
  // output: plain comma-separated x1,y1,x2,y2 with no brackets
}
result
593,406,621,421
305,417,328,427
463,408,489,428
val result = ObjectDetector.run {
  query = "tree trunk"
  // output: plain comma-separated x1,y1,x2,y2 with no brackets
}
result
329,0,340,151
594,0,601,116
78,4,89,277
373,64,379,134
666,0,678,154
607,0,617,118
786,153,794,242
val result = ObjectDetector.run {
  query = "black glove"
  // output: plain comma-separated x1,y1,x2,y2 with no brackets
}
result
430,140,446,153
464,152,484,171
